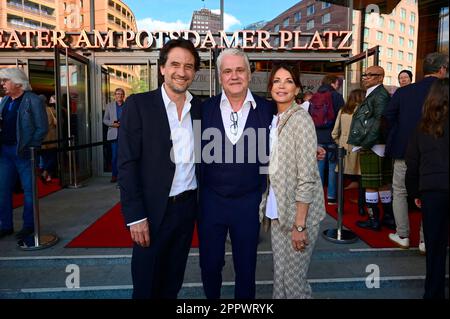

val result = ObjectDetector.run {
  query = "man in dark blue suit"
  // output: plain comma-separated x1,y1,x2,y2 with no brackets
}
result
199,49,274,299
118,39,201,299
384,52,448,251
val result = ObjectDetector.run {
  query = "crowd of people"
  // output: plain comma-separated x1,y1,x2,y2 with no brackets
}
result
0,42,447,300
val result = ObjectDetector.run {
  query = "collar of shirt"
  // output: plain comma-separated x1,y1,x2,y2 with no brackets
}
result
220,89,257,113
366,84,381,97
161,84,193,121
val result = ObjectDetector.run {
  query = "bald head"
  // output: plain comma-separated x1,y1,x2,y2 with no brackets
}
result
362,65,385,89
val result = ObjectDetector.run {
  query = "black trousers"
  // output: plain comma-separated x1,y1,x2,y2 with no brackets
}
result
131,191,197,299
421,191,449,299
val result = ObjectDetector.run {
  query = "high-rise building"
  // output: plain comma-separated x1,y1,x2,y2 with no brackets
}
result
190,8,221,33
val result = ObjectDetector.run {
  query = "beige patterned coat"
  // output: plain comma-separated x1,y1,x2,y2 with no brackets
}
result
259,103,326,232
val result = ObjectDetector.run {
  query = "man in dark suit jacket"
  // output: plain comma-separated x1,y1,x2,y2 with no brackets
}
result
384,52,448,250
118,38,201,299
199,49,274,299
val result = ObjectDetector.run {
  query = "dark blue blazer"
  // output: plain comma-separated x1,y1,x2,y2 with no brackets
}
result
118,88,201,236
384,76,438,159
200,92,275,193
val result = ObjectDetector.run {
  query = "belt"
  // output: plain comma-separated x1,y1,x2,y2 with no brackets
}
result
168,189,196,203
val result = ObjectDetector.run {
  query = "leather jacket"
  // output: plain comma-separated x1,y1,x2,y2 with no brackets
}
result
348,85,390,149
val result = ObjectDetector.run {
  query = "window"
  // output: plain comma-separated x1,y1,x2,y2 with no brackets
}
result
376,31,383,41
400,8,407,20
387,62,392,71
294,12,301,22
307,4,315,16
408,53,414,62
80,0,83,7
386,76,392,85
387,48,393,58
408,66,413,72
389,20,395,30
274,24,280,32
388,34,394,44
408,39,414,49
322,2,331,9
410,12,416,23
409,26,415,36
306,19,314,30
398,51,404,60
398,64,403,72
363,42,368,51
379,46,383,56
399,37,404,46
364,28,369,40
283,18,289,27
378,16,384,27
322,13,330,24
400,23,405,33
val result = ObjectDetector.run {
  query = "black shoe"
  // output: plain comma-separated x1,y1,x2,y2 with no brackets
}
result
0,229,14,239
15,228,34,239
382,219,396,230
358,207,367,216
356,218,381,231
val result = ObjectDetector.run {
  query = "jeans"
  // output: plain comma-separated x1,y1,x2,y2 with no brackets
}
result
318,143,337,200
0,145,34,230
111,141,118,178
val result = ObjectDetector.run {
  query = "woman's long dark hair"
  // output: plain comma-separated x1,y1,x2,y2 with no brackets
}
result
420,78,449,138
341,89,366,114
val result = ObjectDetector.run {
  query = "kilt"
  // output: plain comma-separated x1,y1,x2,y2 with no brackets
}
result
359,149,392,188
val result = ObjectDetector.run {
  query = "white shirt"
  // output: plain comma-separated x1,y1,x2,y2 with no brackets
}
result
265,114,280,220
220,89,257,145
352,84,385,157
127,85,197,226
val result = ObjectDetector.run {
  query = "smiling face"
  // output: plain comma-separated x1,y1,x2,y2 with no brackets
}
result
270,68,300,111
159,47,196,96
219,54,251,100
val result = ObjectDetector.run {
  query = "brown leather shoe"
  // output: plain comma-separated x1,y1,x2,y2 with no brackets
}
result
110,176,117,183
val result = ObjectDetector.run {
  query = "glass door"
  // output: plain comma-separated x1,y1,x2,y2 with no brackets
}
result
54,48,91,187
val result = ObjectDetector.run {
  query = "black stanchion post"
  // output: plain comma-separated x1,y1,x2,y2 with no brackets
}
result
17,147,59,250
322,147,358,244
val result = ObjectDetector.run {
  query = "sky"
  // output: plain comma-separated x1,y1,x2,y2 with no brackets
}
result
123,0,302,31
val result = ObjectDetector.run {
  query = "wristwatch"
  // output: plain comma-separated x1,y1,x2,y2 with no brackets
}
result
293,224,306,232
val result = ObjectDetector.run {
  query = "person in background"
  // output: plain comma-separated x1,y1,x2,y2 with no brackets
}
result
300,91,313,112
384,52,448,252
259,62,325,298
405,78,449,299
348,66,395,231
314,75,345,205
40,94,57,183
118,39,201,299
332,88,366,215
103,87,125,183
398,70,413,87
0,68,48,240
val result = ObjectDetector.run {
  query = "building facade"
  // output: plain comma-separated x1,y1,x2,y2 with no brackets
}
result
189,8,221,33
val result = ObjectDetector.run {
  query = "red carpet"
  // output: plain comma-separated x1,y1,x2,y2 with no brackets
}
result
13,178,61,209
326,187,422,248
66,203,199,248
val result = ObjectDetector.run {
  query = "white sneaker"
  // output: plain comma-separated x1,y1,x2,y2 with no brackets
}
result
419,241,426,255
388,233,410,249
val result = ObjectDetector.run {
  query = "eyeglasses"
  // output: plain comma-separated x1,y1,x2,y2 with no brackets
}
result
361,73,382,78
230,112,238,136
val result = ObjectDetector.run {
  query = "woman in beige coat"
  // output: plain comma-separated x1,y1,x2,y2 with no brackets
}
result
259,63,325,299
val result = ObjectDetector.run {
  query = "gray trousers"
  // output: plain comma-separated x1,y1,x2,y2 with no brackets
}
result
392,160,423,241
271,220,319,299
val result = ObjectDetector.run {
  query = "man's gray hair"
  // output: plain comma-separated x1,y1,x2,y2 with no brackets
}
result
423,52,449,75
0,68,32,91
216,48,251,75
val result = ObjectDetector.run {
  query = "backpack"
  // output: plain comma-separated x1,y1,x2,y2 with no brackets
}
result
308,91,335,128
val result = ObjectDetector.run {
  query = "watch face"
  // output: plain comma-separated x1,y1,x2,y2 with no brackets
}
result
297,226,305,232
